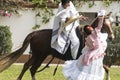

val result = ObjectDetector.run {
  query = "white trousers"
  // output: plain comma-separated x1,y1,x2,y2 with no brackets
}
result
65,28,80,59
51,27,80,59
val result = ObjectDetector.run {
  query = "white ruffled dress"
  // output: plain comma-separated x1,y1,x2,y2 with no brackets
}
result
62,33,108,80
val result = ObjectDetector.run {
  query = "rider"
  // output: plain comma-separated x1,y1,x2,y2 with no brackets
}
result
51,0,86,59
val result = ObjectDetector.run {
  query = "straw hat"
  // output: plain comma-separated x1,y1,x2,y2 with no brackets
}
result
64,15,82,27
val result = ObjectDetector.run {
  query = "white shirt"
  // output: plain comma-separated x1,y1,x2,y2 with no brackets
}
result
56,1,79,31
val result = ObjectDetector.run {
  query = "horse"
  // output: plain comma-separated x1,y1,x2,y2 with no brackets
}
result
0,14,114,80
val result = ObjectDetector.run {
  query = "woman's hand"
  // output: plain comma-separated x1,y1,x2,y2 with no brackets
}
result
98,10,106,17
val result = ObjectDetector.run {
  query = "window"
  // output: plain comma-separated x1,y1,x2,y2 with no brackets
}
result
79,12,97,25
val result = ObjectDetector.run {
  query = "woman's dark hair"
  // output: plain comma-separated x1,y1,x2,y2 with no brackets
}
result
61,0,70,5
84,25,93,35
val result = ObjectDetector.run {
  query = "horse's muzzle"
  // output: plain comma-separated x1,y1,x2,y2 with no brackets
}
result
109,34,115,41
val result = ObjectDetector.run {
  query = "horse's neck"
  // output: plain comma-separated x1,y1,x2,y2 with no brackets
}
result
76,27,85,46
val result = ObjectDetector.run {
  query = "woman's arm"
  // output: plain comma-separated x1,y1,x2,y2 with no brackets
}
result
95,10,106,32
96,16,104,31
92,16,104,37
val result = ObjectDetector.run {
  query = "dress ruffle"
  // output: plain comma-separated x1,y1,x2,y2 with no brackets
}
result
63,57,105,80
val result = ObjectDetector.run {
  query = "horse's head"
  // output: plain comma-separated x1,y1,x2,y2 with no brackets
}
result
91,12,115,40
103,13,115,40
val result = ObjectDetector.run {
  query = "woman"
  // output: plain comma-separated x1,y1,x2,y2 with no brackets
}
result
62,10,107,80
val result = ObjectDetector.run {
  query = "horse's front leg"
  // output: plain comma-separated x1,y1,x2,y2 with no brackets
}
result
103,64,110,80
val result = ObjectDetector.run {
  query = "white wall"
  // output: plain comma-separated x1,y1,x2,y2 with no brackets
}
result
0,9,35,53
0,9,57,54
0,1,120,54
76,1,120,18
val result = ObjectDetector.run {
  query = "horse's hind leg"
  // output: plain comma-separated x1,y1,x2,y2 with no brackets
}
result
30,55,47,80
17,56,34,80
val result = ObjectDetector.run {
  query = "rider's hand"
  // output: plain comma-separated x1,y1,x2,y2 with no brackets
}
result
79,15,88,21
65,17,70,23
65,17,74,23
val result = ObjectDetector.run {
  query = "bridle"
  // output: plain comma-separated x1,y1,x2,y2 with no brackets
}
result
103,16,115,40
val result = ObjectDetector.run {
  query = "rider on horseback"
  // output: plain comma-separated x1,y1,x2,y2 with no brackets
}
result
51,0,86,59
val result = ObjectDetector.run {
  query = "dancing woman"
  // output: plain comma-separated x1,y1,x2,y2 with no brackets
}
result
62,10,107,80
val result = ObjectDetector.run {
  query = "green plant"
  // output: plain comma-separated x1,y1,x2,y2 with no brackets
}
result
103,0,111,7
0,25,12,55
104,26,120,66
31,0,56,30
0,0,119,30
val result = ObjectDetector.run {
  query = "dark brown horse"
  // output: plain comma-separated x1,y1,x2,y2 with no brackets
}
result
0,15,114,80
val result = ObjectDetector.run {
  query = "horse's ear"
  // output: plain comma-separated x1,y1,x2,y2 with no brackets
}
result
104,12,114,22
105,12,112,18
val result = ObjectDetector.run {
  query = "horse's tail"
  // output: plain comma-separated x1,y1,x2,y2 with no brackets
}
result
0,31,36,73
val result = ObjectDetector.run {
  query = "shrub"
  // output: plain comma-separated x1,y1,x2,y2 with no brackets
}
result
0,25,12,55
104,26,120,66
